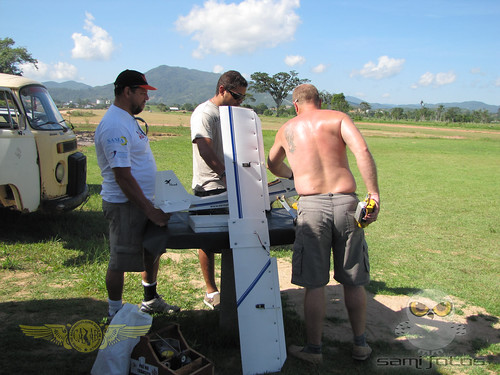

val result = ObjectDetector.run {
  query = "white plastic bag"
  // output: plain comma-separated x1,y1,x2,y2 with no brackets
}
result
91,303,152,375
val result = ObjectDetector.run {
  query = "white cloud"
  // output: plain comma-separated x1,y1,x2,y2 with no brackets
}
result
213,65,224,74
418,72,435,86
312,63,326,73
495,77,500,87
20,61,78,81
351,55,405,79
285,55,305,66
175,0,301,58
435,71,456,85
71,12,115,60
416,71,456,87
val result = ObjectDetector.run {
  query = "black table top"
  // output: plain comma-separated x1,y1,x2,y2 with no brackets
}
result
143,208,295,255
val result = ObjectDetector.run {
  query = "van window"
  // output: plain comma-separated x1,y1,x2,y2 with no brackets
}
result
0,90,21,129
20,85,69,131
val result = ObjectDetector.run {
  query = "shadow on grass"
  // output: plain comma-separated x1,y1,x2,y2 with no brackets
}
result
1,292,496,375
366,280,421,296
0,298,107,375
0,184,109,266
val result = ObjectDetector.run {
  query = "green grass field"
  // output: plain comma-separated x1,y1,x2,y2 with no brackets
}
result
0,114,499,374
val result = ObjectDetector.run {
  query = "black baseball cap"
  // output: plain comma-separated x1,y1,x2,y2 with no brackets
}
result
114,69,157,90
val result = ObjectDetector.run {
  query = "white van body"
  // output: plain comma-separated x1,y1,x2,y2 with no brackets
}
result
0,73,88,213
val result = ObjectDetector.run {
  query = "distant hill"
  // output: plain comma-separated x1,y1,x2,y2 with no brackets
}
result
44,65,499,112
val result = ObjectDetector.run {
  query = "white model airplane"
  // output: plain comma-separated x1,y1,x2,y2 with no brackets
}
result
154,170,296,213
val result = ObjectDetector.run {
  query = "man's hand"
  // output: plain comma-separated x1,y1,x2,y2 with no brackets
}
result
147,207,171,227
364,194,380,224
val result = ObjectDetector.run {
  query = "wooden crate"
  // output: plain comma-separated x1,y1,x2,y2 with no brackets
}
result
130,323,214,375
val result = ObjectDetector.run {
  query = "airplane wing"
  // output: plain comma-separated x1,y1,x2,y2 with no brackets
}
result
154,170,296,214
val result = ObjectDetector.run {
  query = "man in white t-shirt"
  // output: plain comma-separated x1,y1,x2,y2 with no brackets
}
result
95,69,180,317
191,70,248,309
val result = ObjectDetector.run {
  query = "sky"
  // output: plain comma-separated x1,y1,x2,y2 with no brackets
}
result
1,0,499,106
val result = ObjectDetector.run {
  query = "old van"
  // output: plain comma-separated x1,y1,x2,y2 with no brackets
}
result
0,73,88,213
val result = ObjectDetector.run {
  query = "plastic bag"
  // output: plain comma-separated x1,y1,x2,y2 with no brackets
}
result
91,303,152,375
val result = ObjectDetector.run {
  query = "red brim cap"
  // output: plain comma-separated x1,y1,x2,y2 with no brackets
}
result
139,84,157,90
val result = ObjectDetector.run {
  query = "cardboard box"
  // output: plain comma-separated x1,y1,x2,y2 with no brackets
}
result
130,324,214,375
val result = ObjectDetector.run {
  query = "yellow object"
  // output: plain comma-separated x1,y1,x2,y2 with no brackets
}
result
161,350,175,359
355,194,376,228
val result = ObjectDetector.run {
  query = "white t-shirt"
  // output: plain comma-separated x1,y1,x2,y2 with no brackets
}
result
191,100,225,192
95,104,156,203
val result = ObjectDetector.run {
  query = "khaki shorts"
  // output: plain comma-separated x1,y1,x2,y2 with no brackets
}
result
102,200,148,272
291,193,370,288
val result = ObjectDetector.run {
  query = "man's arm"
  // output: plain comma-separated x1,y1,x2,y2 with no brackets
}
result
194,137,226,178
267,131,293,179
113,167,170,227
340,117,380,222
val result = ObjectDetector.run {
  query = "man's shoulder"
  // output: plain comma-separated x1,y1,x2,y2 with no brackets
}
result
193,100,215,112
191,100,219,126
96,107,134,139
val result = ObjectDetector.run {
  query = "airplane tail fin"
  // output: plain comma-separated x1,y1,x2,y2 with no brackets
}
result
154,170,193,213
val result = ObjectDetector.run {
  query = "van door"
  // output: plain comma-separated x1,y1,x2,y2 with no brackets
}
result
0,87,40,211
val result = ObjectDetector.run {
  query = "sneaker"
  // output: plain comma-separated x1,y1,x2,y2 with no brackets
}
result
352,344,372,360
140,295,180,314
288,345,323,364
203,292,220,310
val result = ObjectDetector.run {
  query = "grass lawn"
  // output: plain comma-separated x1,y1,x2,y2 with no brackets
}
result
0,112,499,374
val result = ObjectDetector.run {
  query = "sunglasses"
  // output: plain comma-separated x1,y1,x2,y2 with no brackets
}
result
409,301,453,317
135,116,149,135
226,88,246,101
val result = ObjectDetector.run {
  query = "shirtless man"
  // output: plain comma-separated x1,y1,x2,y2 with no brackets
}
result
267,84,380,363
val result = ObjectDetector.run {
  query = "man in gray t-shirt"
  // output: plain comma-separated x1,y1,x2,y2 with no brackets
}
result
190,70,248,309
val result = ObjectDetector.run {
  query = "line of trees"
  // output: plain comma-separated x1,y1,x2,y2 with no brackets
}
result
319,93,499,124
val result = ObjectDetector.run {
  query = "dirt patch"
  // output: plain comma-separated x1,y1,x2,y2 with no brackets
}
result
276,259,500,355
360,129,466,139
75,131,95,146
357,122,500,135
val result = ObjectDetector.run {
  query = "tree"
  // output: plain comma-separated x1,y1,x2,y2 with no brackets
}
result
0,37,38,75
444,107,461,123
319,90,333,109
181,103,195,112
391,107,404,120
359,101,371,114
331,93,350,113
250,70,310,116
253,103,269,115
435,104,445,122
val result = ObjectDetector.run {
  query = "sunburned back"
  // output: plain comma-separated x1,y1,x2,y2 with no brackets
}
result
283,109,357,195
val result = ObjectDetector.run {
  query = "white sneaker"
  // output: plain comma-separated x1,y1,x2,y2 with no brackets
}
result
352,344,372,360
140,295,180,314
203,292,220,310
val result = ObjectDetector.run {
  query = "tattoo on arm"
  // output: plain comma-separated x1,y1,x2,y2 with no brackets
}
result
285,127,295,153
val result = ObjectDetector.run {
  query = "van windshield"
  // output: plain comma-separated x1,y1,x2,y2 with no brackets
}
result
20,85,69,131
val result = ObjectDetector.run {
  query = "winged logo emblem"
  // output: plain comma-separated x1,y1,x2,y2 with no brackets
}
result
100,324,151,349
19,324,72,350
20,321,150,352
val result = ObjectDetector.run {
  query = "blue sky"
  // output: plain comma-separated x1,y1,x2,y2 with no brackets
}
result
1,0,499,105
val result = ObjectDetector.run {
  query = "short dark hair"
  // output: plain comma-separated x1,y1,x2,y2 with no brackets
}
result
216,70,248,95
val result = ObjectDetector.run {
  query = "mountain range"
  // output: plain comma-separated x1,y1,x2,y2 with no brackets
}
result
44,65,499,113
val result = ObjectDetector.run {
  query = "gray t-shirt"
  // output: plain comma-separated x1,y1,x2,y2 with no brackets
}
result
191,100,225,192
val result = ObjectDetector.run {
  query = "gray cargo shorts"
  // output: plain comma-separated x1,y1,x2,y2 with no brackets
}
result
102,200,148,272
291,193,370,288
